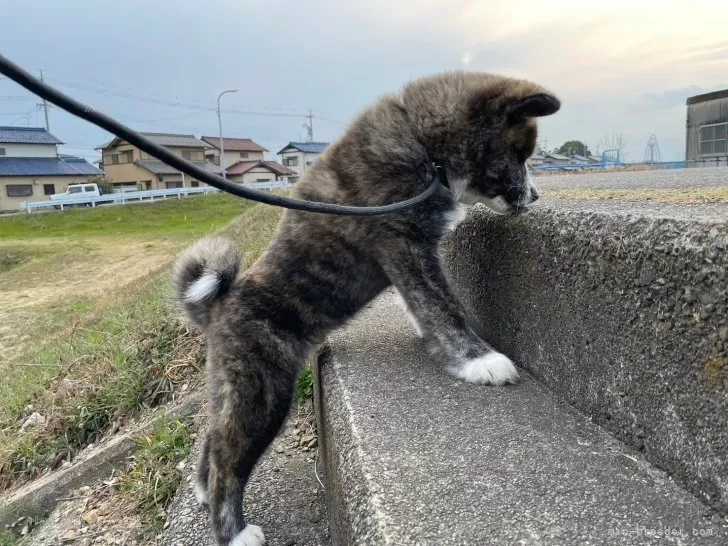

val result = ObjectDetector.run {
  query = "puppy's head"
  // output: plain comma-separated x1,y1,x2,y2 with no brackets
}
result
404,73,560,215
457,84,560,214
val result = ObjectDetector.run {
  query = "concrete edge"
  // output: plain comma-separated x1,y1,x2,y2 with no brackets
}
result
0,393,203,527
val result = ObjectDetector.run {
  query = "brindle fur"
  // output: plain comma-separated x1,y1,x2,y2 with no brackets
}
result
173,71,559,545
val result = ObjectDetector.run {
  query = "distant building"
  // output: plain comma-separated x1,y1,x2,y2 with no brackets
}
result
277,141,328,182
226,160,296,184
200,136,268,169
99,132,220,192
0,126,101,211
685,89,728,165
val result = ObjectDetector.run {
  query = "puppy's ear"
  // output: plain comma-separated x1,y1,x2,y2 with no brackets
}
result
506,93,561,119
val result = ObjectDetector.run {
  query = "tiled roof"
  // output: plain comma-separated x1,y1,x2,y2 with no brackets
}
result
226,160,296,176
261,160,296,176
0,157,101,176
100,132,207,149
135,160,222,175
201,136,268,153
277,141,329,154
0,126,63,145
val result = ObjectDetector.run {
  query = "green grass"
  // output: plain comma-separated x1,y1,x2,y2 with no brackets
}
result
296,365,314,406
0,193,250,240
118,417,192,540
0,203,284,493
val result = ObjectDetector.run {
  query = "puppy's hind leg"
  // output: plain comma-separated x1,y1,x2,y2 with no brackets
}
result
207,345,300,546
194,432,211,507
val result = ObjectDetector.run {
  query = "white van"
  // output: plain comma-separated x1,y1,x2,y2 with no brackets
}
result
50,183,102,205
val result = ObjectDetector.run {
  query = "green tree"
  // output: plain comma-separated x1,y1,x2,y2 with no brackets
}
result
556,140,590,157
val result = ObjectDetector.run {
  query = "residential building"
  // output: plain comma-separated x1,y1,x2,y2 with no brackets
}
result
99,132,220,192
686,89,728,165
0,126,101,211
226,160,296,184
277,141,328,182
200,136,267,169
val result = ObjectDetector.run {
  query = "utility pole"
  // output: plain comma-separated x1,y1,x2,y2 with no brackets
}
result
216,89,238,181
304,110,314,142
39,70,50,131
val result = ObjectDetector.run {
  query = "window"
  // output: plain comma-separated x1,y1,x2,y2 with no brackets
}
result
255,178,271,182
191,181,199,188
239,152,249,158
285,157,298,167
699,123,728,156
6,184,33,197
0,148,5,156
166,181,183,189
43,184,55,195
69,186,83,194
84,185,96,192
181,150,203,161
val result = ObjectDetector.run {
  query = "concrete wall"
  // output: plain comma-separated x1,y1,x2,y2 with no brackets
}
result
444,203,728,514
0,175,95,210
279,150,321,179
0,143,57,158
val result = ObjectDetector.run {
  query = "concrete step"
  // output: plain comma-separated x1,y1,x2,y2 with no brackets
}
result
315,291,727,545
443,201,728,513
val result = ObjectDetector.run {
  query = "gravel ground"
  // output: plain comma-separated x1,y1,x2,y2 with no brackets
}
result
160,401,331,546
536,166,727,190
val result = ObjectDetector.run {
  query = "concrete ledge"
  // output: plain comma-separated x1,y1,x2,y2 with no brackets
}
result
443,201,728,514
315,292,727,545
0,394,203,527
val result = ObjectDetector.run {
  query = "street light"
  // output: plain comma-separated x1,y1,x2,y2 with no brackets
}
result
216,89,238,180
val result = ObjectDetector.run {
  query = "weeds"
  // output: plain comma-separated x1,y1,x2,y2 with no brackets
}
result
118,417,191,540
0,203,283,493
296,365,314,406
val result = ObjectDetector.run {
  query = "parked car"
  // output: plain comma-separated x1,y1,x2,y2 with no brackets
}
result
50,183,102,207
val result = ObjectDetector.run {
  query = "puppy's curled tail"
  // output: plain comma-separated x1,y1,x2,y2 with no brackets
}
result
173,236,242,330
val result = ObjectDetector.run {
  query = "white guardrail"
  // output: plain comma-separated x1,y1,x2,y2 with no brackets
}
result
20,181,293,213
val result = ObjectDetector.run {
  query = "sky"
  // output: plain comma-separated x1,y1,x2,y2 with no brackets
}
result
1,0,727,163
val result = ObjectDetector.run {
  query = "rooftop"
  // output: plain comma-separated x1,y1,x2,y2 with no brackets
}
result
686,88,728,105
200,136,268,153
135,159,222,176
277,141,329,154
226,160,296,176
0,126,63,145
0,156,102,177
100,132,207,150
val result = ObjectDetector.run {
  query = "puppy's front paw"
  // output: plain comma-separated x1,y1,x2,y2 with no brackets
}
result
452,352,519,385
230,524,265,546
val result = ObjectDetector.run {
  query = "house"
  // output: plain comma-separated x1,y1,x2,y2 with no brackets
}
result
99,132,220,192
686,89,728,165
226,160,296,184
0,126,101,211
277,141,329,182
200,136,267,169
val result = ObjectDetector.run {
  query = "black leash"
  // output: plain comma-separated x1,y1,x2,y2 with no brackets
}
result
0,54,443,216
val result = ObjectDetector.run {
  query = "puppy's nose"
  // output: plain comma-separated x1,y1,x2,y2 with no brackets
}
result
504,186,522,205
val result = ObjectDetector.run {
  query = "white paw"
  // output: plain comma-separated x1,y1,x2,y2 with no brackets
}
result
452,352,519,385
230,524,265,546
193,480,208,506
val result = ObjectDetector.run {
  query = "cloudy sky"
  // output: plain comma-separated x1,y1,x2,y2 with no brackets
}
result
1,0,727,162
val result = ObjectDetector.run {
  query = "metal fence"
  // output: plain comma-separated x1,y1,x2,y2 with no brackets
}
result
20,181,293,213
531,157,727,175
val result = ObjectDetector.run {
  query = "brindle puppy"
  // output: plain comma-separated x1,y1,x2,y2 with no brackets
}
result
174,72,560,546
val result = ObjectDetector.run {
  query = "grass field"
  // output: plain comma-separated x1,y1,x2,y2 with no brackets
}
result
0,195,284,502
543,187,728,204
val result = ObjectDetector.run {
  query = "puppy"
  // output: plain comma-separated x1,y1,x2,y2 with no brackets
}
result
174,71,559,545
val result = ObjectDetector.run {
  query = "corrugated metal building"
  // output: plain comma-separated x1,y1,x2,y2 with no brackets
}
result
685,89,728,165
